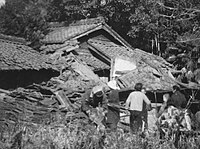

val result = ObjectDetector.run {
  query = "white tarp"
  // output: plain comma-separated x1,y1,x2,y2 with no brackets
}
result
112,57,137,78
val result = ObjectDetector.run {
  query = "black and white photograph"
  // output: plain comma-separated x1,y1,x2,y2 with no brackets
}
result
0,0,200,148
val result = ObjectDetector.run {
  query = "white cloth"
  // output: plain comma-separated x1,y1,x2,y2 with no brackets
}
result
125,91,151,111
107,80,120,90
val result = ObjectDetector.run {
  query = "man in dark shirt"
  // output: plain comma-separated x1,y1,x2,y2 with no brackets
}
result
167,85,187,109
106,80,120,132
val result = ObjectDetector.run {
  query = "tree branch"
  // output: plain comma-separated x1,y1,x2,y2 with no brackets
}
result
157,1,200,13
176,37,200,43
157,14,176,18
176,17,194,22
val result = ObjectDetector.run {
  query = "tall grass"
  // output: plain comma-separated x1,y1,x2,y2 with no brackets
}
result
0,113,200,149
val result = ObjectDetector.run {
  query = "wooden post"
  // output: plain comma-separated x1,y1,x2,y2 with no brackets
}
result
110,58,114,81
154,91,158,109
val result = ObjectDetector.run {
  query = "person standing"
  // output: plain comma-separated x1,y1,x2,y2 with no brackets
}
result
125,83,152,134
106,80,120,132
141,87,148,131
167,85,187,109
193,63,200,84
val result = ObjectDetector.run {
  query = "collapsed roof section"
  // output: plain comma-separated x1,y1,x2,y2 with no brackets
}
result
41,17,134,71
86,38,200,91
41,17,200,91
86,39,177,91
0,34,58,71
116,57,177,91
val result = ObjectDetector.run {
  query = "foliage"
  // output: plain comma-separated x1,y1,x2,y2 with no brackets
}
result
0,0,51,49
1,0,200,69
45,0,200,69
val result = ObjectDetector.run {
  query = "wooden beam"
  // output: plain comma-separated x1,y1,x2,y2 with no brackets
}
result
87,44,111,64
110,58,114,80
102,24,133,51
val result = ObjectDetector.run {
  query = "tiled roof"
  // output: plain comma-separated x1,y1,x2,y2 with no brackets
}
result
40,40,79,54
88,39,133,59
77,54,110,70
43,17,105,44
87,39,177,91
117,63,176,91
75,48,110,70
0,36,57,71
43,17,132,50
88,39,173,69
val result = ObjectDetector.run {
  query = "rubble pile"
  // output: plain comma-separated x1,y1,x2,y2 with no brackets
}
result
0,55,103,132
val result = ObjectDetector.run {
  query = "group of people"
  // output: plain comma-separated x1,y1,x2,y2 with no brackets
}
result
81,81,189,135
81,82,152,134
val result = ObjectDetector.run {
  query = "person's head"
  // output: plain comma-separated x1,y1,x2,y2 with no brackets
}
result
172,85,180,92
134,83,143,91
90,85,104,98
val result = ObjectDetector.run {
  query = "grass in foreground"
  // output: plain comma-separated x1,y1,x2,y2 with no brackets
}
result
0,114,200,149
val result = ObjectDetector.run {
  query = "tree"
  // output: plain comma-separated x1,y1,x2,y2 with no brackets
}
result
124,0,200,71
0,0,51,49
1,0,200,72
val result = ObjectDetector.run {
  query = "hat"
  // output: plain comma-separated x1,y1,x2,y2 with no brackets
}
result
90,85,104,98
107,80,120,90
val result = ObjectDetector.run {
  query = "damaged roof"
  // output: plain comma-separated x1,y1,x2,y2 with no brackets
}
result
43,17,132,49
40,40,79,54
87,39,177,91
88,39,173,69
75,48,110,70
0,34,57,71
85,38,200,90
88,39,133,60
117,62,177,91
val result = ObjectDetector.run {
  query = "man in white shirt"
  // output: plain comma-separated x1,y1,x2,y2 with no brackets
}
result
125,83,151,134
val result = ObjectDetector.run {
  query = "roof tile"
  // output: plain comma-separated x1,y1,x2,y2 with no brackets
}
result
75,48,109,70
77,54,109,70
43,24,101,44
40,40,79,54
88,39,133,59
88,39,173,69
0,38,57,71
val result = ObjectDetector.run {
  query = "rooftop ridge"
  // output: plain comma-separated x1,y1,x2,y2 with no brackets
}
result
0,34,26,45
70,16,105,26
48,17,105,30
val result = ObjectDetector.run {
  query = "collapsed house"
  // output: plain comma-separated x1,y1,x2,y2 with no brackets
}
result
41,17,186,92
0,34,103,129
0,34,59,89
41,17,200,118
1,17,200,132
41,17,133,82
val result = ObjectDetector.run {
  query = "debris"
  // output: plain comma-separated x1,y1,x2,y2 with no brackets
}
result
0,54,103,131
